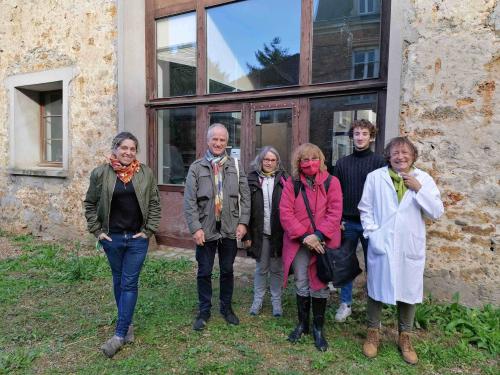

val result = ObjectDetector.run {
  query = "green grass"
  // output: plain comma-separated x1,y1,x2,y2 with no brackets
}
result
0,233,498,374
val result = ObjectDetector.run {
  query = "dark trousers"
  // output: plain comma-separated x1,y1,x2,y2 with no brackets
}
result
196,238,238,317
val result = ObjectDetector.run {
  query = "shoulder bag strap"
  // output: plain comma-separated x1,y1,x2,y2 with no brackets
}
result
300,185,317,232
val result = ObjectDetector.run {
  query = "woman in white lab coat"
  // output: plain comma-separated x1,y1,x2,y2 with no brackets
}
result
358,137,443,365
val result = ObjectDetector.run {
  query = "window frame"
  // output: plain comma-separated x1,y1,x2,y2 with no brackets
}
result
39,90,63,167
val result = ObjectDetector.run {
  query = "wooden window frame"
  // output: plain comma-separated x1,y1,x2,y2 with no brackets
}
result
39,90,63,167
145,0,391,172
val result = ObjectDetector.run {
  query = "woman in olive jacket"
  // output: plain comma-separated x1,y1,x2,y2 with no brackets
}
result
244,146,288,317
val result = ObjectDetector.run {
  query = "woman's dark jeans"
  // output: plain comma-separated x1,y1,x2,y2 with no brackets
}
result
101,232,149,338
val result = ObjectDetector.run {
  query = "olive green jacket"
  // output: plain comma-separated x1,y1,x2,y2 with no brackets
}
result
84,163,161,238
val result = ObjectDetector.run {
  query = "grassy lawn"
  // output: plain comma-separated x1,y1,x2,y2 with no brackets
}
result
0,232,498,374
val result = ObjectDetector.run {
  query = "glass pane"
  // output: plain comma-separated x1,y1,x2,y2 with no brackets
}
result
156,12,196,97
209,112,241,158
47,139,63,162
312,0,381,83
309,94,378,172
207,0,301,93
46,116,62,139
157,107,196,185
254,108,292,172
44,91,62,116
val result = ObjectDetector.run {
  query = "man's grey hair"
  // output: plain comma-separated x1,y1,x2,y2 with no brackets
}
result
207,123,229,142
111,131,139,152
251,146,282,174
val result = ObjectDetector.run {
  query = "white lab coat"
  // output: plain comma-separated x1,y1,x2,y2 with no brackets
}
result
358,166,444,305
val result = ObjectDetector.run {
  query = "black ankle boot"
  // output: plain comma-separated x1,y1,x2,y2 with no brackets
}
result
312,297,328,351
288,295,310,343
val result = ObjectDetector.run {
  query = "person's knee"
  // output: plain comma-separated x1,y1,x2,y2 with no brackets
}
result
121,276,139,292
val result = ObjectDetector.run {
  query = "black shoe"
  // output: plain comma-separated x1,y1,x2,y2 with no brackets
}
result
288,294,311,343
222,309,240,325
193,314,210,331
312,297,328,351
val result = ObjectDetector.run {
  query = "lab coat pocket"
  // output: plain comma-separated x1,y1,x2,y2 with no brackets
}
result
406,233,426,261
368,228,386,256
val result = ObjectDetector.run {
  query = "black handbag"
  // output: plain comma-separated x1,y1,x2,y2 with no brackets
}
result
299,185,362,287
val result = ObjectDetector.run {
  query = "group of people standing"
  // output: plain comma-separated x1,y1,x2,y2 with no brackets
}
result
84,120,443,363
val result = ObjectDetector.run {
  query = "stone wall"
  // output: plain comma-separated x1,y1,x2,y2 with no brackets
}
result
0,0,118,241
399,0,499,306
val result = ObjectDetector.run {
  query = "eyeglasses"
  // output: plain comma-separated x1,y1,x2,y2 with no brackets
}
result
263,158,277,163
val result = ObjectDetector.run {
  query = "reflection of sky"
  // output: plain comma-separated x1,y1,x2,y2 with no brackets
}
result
207,0,301,82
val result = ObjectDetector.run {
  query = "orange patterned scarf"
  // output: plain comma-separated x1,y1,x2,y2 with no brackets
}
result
109,155,140,184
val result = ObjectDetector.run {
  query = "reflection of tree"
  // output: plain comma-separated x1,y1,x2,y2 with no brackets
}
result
246,37,299,88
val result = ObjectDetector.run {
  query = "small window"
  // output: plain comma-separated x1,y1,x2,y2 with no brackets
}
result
359,0,380,16
40,91,63,165
352,48,380,79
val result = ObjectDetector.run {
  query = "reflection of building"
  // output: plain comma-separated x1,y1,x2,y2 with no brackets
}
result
1,0,498,306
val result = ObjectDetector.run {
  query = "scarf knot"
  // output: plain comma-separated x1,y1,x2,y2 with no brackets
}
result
109,155,140,184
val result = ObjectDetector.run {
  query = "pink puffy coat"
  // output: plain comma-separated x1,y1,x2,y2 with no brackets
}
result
280,171,343,291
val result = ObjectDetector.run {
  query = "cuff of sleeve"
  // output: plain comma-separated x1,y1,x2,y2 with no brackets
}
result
143,229,154,238
300,233,312,243
92,230,104,238
314,230,325,242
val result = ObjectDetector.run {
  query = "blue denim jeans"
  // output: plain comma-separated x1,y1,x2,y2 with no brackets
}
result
101,232,149,338
196,238,238,317
340,220,368,305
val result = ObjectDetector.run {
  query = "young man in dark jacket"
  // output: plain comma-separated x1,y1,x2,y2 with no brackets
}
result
333,120,386,322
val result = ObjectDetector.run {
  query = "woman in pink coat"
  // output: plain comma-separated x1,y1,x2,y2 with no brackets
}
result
280,143,342,351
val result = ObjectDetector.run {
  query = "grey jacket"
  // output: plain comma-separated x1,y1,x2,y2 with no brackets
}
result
183,156,250,242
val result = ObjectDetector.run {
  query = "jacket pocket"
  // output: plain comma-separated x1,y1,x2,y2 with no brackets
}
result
406,233,426,261
367,228,386,256
229,194,239,217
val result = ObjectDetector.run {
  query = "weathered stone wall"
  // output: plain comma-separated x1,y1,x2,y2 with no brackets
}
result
399,0,499,306
0,1,118,241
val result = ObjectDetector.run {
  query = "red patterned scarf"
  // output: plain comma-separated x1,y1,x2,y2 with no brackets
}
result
109,155,140,184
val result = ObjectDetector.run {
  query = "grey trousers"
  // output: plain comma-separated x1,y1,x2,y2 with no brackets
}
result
292,246,329,299
367,296,416,332
253,237,283,304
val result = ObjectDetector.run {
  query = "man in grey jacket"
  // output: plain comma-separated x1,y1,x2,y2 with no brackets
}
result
184,123,250,331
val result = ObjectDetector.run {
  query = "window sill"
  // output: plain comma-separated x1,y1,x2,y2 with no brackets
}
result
8,167,68,178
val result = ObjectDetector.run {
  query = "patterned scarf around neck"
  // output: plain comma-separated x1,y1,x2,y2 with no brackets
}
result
109,155,140,184
205,150,229,221
388,168,408,203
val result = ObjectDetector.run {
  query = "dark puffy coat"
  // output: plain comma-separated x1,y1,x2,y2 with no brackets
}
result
245,170,287,260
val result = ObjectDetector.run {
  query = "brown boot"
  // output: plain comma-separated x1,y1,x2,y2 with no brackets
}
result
398,332,418,365
362,328,380,358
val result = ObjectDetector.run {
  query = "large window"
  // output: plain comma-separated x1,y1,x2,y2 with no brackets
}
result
156,12,197,97
206,0,301,93
311,0,381,83
157,107,196,185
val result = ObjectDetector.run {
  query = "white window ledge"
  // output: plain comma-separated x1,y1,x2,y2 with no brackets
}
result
7,168,68,178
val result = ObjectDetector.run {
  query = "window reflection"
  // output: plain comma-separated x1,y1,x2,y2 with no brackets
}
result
157,108,196,185
207,0,301,93
312,0,381,83
156,12,196,97
309,94,377,170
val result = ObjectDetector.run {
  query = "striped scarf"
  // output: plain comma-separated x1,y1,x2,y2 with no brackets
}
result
205,150,228,221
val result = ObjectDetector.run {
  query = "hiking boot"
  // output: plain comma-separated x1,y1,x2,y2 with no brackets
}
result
222,309,240,325
249,300,262,316
312,297,328,351
398,332,418,365
101,335,124,358
335,303,352,322
362,328,380,358
124,324,134,344
288,295,310,343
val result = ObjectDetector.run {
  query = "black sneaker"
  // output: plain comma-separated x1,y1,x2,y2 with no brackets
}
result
222,309,240,325
192,314,209,331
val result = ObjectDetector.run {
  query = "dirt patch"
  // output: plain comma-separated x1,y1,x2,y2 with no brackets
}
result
0,236,22,260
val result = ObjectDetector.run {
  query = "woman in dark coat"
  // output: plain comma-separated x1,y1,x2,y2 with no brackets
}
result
244,146,287,317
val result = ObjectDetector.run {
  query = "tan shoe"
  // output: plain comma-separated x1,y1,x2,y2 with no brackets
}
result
398,332,418,365
362,328,380,358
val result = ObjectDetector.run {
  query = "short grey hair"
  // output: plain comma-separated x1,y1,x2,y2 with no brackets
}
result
251,146,282,174
111,132,139,153
207,123,229,142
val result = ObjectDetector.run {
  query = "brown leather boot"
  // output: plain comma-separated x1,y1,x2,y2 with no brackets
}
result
398,332,418,365
362,328,380,358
